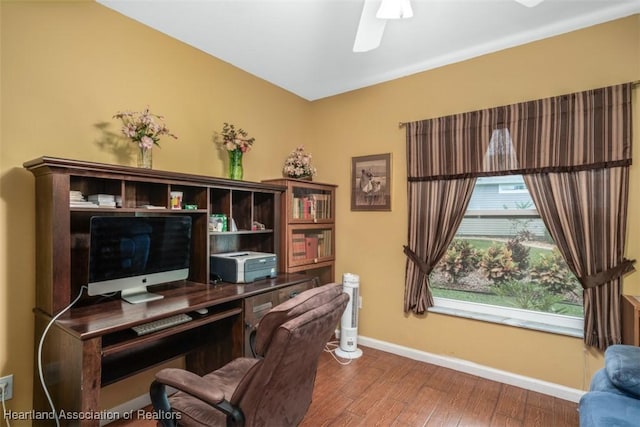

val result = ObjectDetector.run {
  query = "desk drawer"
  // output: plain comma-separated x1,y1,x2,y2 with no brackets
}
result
244,292,277,328
277,280,315,303
243,278,318,356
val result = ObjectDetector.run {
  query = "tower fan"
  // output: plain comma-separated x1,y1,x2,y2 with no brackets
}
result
335,273,363,359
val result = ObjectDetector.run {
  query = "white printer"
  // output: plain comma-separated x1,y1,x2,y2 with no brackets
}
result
210,251,277,283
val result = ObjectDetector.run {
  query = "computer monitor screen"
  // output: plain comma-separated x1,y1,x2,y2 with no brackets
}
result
87,215,192,304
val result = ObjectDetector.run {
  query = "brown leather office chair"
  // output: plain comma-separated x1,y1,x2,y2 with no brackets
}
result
150,282,349,427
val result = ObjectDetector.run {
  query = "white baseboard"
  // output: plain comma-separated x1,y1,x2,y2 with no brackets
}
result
358,335,586,403
106,336,585,422
101,394,150,426
103,387,176,426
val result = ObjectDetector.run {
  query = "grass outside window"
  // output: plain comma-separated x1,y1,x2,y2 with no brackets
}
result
432,175,583,323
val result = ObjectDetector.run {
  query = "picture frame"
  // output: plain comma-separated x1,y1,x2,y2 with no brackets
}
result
351,153,392,211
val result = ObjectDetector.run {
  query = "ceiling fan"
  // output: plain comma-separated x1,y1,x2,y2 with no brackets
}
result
353,0,545,53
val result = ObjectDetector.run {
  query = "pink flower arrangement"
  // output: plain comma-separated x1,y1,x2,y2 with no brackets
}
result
113,108,177,149
220,122,255,153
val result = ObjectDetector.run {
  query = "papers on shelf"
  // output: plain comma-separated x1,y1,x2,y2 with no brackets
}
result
70,191,119,208
70,191,98,207
88,194,117,207
69,201,100,208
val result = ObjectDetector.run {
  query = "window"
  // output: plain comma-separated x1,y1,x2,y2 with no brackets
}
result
430,175,583,333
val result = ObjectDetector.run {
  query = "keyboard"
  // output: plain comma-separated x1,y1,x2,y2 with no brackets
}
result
132,313,193,336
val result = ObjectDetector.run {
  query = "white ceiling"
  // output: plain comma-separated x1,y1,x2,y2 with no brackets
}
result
97,0,640,101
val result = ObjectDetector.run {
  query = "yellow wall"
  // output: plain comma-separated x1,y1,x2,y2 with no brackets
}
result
2,0,640,417
0,0,310,414
309,14,640,390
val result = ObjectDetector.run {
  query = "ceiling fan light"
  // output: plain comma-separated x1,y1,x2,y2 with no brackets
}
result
514,0,544,7
376,0,413,20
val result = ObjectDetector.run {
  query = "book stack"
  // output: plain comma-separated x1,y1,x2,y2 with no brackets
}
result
316,230,331,257
291,231,332,261
69,191,99,208
292,233,307,261
88,194,116,208
314,194,331,219
292,194,331,220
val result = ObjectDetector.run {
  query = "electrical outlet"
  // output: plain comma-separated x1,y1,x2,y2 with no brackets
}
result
0,374,13,400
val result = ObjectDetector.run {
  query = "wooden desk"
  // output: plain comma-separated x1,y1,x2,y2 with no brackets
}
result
33,274,315,426
622,294,640,346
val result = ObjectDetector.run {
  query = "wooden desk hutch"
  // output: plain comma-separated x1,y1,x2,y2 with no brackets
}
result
24,157,317,426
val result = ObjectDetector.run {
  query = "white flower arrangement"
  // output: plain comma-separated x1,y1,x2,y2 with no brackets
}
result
283,146,316,178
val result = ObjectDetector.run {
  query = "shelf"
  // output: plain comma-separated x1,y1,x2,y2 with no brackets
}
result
101,315,240,386
101,306,243,357
26,156,321,425
262,178,336,284
24,156,285,314
70,207,209,214
210,229,274,236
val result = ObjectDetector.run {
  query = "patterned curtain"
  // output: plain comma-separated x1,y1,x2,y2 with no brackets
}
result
524,168,633,349
403,177,476,314
404,83,634,348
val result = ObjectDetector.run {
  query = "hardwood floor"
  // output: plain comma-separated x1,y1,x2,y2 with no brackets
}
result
110,345,579,426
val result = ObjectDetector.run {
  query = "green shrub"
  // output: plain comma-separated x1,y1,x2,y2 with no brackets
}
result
506,237,530,270
492,280,566,313
436,239,480,283
529,249,580,297
479,244,522,285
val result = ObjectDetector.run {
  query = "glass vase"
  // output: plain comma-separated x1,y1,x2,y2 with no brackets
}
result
228,150,243,180
137,147,153,169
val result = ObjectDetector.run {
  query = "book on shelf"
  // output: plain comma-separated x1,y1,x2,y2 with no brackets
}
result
317,232,326,257
314,194,331,220
321,230,331,257
292,194,331,220
88,194,115,202
88,193,117,207
69,190,99,208
69,201,99,208
292,233,307,260
305,236,318,259
301,196,313,220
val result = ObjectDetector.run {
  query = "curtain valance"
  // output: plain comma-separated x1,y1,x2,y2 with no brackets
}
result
406,83,632,181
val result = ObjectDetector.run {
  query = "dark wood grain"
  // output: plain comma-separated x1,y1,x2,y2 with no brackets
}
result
109,346,580,427
52,275,312,339
26,156,312,426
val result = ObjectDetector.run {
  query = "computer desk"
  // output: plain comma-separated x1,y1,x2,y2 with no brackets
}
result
33,274,316,427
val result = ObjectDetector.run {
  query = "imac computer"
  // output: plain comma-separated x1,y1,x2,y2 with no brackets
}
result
87,215,192,304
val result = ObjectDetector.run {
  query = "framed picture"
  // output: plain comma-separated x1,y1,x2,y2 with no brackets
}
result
351,153,392,211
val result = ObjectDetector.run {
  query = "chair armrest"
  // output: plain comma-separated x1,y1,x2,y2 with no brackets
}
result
155,368,225,405
150,368,246,427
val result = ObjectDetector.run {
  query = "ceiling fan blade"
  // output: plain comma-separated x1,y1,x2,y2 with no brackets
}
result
377,0,413,19
353,0,387,53
514,0,544,7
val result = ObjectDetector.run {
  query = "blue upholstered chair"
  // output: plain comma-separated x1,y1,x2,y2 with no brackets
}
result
579,344,640,426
